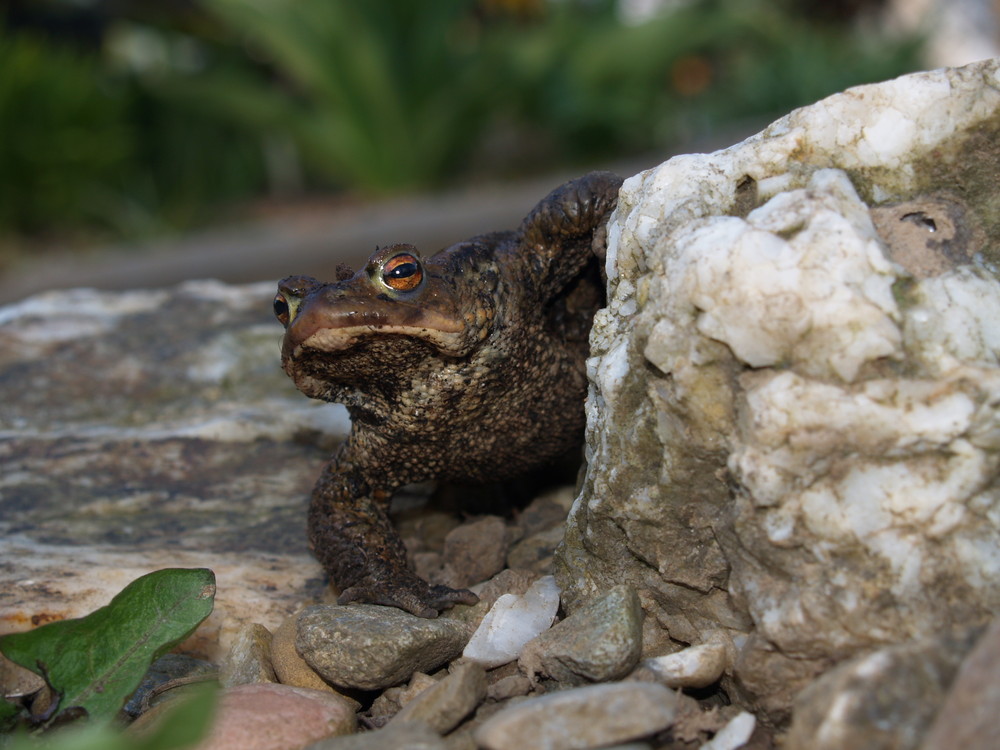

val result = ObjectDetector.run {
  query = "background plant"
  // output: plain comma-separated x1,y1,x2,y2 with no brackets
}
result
504,0,923,162
0,0,923,247
0,20,266,246
181,0,516,192
0,33,134,236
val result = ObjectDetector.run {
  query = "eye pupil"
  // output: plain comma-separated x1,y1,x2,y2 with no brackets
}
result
387,262,418,279
273,294,290,326
381,253,424,292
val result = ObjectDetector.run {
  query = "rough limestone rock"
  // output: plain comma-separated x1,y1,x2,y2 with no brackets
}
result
556,58,1000,721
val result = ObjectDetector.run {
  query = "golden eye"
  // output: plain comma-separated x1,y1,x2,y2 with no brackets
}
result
381,253,424,293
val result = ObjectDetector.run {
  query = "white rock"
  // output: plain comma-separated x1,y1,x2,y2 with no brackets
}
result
559,59,1000,718
701,711,757,750
462,575,560,668
674,169,901,382
904,267,1000,374
643,641,728,689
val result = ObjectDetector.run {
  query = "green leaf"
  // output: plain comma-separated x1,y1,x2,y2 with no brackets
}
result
0,698,19,733
1,682,217,750
137,682,217,750
0,569,215,730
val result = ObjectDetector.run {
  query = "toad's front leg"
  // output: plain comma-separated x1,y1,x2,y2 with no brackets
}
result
308,453,479,618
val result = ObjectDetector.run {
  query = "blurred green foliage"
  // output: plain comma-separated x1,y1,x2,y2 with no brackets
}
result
0,34,134,234
0,26,267,241
508,0,923,158
0,0,923,244
178,0,513,191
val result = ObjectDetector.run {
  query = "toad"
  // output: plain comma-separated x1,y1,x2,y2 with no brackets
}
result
274,172,623,617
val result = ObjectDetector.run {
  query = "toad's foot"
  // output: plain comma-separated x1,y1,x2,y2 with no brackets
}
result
308,462,480,618
337,569,479,619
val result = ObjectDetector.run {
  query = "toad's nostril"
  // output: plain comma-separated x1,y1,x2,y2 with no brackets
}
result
901,211,937,233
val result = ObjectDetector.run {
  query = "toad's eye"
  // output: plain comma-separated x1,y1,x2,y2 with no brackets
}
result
381,253,424,293
273,293,291,326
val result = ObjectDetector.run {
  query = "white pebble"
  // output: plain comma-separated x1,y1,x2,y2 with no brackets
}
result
462,575,560,668
701,711,757,750
643,641,727,688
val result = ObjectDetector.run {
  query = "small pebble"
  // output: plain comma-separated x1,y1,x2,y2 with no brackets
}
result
272,615,333,691
297,604,469,690
222,622,276,687
920,619,1000,750
513,486,575,537
701,711,757,750
520,584,643,685
0,653,45,698
786,633,974,750
391,661,487,733
304,720,446,750
486,674,532,702
641,640,728,689
506,526,564,573
463,575,560,668
130,683,356,750
398,673,439,706
470,569,539,610
439,516,509,588
366,685,407,728
474,682,679,750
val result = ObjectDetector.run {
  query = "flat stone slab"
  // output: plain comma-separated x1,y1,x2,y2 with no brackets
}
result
0,281,349,659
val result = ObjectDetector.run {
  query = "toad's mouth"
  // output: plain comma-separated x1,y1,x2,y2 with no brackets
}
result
292,320,469,358
280,275,491,363
283,301,474,363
